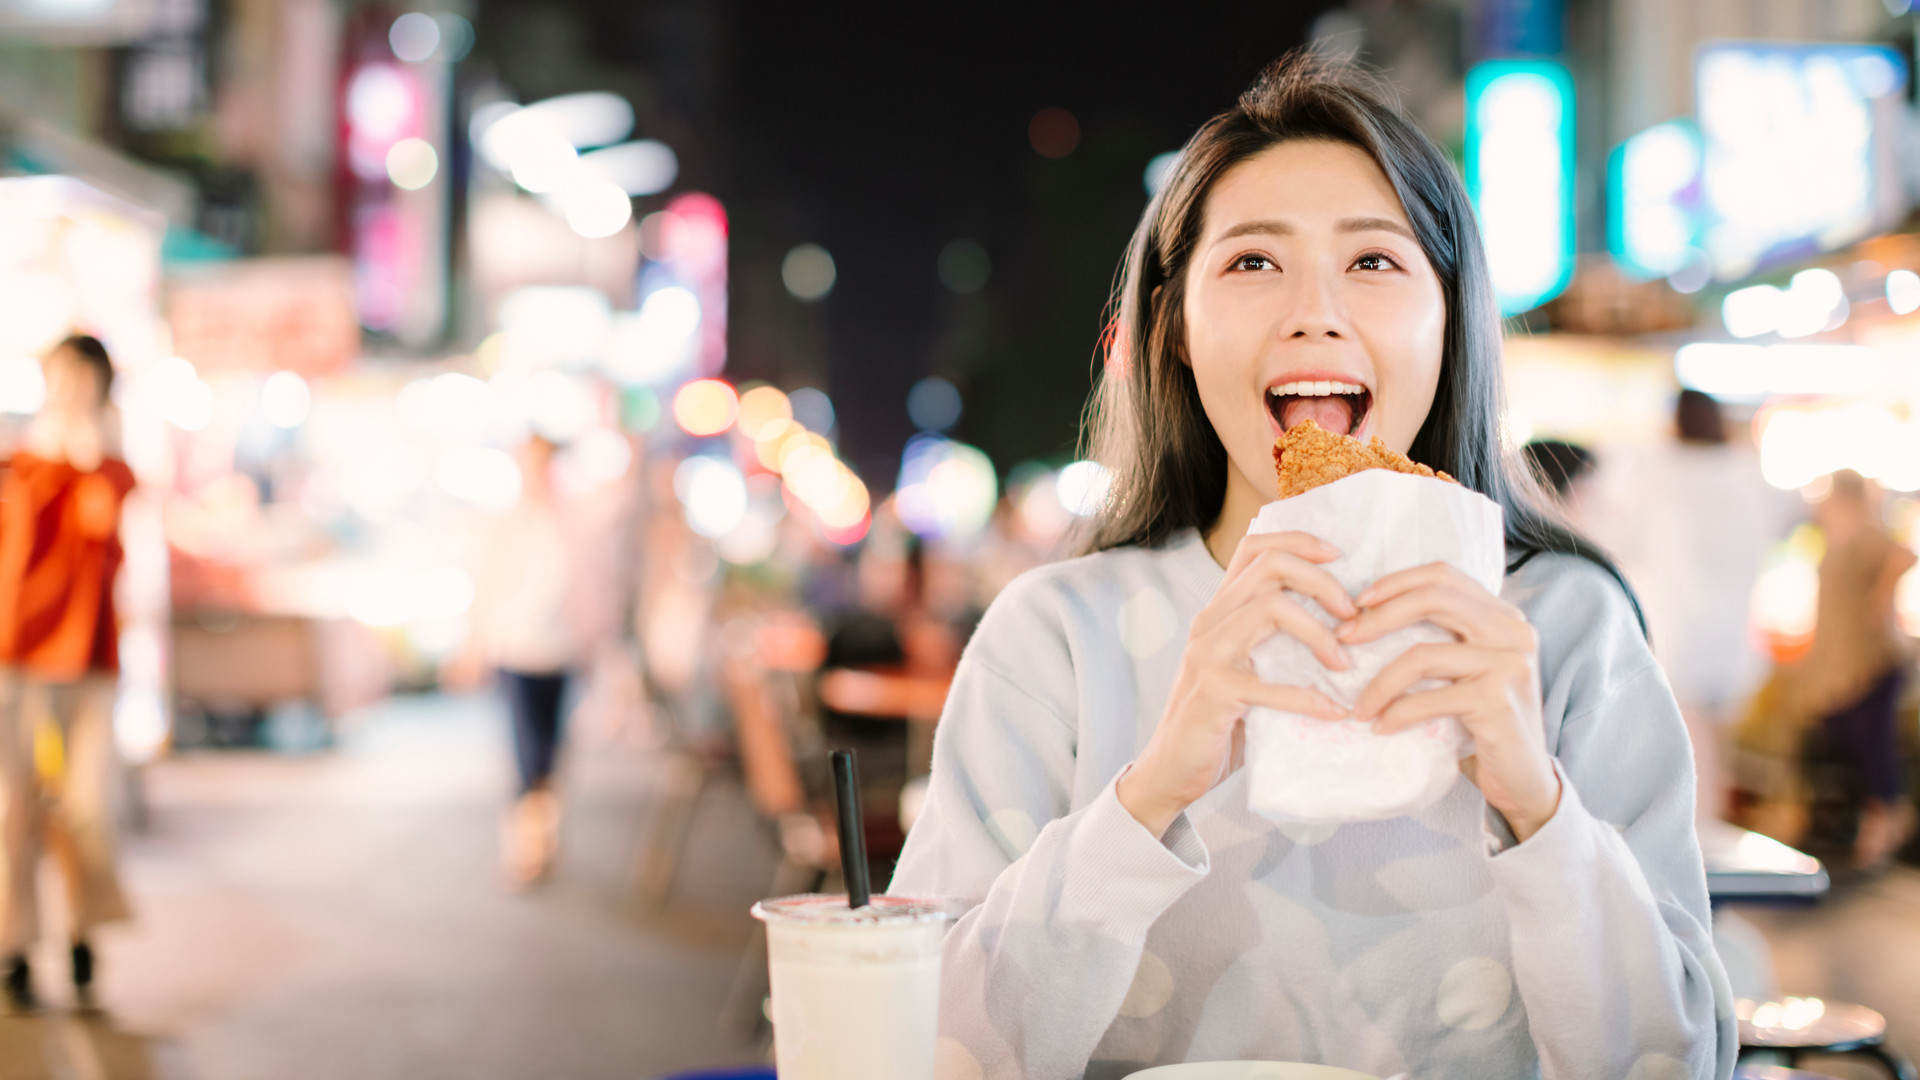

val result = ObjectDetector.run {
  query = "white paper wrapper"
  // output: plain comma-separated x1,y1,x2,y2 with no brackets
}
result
1244,469,1506,824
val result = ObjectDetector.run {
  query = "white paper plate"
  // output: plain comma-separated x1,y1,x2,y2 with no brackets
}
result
1123,1064,1382,1080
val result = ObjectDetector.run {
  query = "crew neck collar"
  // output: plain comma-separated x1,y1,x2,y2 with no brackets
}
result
1163,526,1225,600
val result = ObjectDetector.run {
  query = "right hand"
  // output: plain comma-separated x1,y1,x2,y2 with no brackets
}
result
1117,531,1354,837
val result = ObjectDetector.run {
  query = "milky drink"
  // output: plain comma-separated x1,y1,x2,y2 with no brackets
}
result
752,894,950,1080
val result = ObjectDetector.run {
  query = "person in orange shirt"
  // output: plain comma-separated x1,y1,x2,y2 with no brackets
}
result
0,335,136,1011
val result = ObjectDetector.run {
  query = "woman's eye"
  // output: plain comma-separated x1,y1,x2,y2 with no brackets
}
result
1231,253,1276,272
1352,252,1399,272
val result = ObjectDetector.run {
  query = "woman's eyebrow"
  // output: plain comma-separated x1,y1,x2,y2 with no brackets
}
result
1209,216,1416,243
1337,216,1416,241
1213,219,1293,243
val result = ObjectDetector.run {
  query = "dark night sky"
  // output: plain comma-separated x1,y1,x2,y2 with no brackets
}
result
480,0,1338,490
721,3,1339,489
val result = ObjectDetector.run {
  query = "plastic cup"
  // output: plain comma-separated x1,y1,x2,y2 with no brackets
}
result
751,893,952,1080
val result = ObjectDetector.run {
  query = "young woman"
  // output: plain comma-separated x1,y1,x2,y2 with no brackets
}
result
890,57,1733,1080
0,335,136,1010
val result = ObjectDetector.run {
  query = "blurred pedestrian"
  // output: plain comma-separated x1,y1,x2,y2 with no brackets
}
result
0,335,136,1011
1799,469,1916,869
462,435,591,887
1601,390,1784,827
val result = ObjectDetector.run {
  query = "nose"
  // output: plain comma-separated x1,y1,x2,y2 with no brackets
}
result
1281,266,1347,340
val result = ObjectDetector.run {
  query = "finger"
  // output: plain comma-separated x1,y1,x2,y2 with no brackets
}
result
1337,583,1530,649
1353,561,1461,608
1233,546,1355,620
1222,673,1348,719
1198,550,1354,637
1372,681,1484,735
1352,642,1499,720
1209,590,1351,671
1226,530,1341,575
1217,531,1341,599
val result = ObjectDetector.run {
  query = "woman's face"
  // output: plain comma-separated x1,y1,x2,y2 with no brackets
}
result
1182,139,1447,503
41,347,101,415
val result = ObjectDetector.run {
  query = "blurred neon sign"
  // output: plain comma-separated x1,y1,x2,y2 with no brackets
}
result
1696,43,1908,282
1608,120,1703,280
1466,60,1575,317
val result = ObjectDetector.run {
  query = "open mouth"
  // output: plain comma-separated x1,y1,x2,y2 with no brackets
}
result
1267,380,1371,437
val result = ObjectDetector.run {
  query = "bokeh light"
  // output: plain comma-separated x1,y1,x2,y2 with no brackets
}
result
782,243,836,302
1722,284,1783,338
1029,107,1080,158
788,387,835,434
1013,467,1072,542
896,435,997,539
385,137,439,190
606,286,702,386
580,140,679,196
0,357,46,415
260,371,312,429
555,427,633,494
1776,269,1847,338
151,356,215,432
673,378,739,436
937,240,991,294
347,64,411,141
1143,150,1180,195
762,425,828,473
388,12,440,62
907,375,962,432
675,455,748,538
434,13,474,61
1755,402,1920,491
1056,459,1113,517
1888,269,1920,315
736,385,793,440
557,178,633,238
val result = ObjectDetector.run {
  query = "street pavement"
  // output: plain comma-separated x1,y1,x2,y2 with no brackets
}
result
0,692,776,1080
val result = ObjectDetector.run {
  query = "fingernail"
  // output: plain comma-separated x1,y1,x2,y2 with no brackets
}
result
1335,622,1356,641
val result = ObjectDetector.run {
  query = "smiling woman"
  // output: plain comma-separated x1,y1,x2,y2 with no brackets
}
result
1184,140,1444,467
890,51,1733,1080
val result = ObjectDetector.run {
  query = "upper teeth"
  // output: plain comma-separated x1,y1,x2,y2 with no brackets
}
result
1270,380,1365,397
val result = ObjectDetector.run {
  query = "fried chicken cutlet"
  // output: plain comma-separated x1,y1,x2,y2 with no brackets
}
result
1272,419,1457,498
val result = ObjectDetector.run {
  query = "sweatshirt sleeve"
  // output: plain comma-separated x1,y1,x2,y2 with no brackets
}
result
1491,564,1738,1080
890,650,1209,1080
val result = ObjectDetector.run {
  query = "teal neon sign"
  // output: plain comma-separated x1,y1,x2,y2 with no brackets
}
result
1607,119,1704,281
1465,60,1576,316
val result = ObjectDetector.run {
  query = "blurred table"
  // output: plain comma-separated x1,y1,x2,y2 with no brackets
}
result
1702,820,1829,904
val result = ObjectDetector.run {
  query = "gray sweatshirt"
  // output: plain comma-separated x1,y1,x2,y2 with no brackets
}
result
891,527,1736,1080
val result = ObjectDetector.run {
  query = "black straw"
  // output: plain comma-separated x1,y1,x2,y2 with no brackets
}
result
830,750,871,909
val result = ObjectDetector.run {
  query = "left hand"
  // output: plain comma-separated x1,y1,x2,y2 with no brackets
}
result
1337,562,1562,842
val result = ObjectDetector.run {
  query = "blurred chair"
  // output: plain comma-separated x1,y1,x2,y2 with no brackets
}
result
628,662,734,908
716,611,846,1042
1736,1068,1846,1080
1738,997,1917,1079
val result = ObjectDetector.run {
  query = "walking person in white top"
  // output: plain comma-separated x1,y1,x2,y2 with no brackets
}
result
891,55,1732,1079
462,435,589,887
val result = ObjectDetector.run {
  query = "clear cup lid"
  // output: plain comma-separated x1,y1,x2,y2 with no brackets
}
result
751,893,955,927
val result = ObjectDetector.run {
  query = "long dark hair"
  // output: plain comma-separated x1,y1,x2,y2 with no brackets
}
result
1078,53,1641,625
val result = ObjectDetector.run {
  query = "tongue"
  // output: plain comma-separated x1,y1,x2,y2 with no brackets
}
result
1281,395,1355,434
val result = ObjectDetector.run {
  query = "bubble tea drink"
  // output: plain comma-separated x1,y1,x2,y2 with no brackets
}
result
752,894,950,1080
